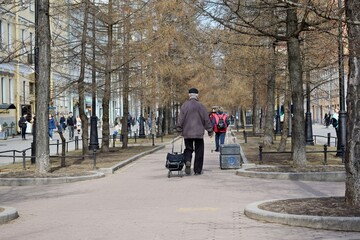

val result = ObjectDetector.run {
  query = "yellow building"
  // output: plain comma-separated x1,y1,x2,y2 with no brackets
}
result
0,2,35,135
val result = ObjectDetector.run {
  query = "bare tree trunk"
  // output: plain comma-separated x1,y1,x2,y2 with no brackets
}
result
252,78,261,134
287,3,306,167
263,44,276,147
101,0,113,152
78,0,90,155
35,0,51,174
345,0,360,206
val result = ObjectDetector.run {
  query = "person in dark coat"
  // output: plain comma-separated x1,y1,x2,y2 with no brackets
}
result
66,112,76,140
18,114,27,140
59,114,66,132
48,114,56,141
176,88,214,175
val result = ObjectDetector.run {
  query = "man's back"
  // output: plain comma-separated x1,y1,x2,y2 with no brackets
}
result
177,98,212,139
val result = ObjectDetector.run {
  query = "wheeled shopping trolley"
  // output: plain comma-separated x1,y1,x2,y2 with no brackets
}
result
165,138,185,178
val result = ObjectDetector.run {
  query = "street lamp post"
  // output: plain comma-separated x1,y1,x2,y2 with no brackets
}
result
89,8,99,150
305,73,314,145
336,0,346,156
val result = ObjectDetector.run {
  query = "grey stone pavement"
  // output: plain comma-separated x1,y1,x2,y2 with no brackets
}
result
1,124,359,240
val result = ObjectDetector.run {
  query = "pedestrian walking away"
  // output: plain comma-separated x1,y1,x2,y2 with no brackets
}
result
59,114,66,132
48,114,56,141
212,107,230,152
176,88,214,175
67,112,76,140
18,113,28,140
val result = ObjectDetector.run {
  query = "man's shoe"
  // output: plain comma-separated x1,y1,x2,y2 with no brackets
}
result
185,161,191,175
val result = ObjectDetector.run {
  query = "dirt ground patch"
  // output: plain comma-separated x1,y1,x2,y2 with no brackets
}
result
259,197,360,217
234,130,355,218
0,145,158,178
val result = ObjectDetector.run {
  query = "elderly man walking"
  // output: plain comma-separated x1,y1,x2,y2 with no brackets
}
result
176,88,214,175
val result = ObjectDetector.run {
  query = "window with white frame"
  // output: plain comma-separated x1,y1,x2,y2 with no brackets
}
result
9,79,13,103
0,20,3,49
8,23,12,50
1,77,6,103
22,29,26,54
30,0,34,11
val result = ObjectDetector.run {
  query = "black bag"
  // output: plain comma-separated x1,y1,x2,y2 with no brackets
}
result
165,138,185,171
217,115,226,129
331,117,338,128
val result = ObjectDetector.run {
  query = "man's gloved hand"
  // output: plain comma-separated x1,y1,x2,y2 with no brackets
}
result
208,131,214,138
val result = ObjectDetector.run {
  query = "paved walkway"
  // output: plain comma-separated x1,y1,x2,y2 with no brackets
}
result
1,125,359,239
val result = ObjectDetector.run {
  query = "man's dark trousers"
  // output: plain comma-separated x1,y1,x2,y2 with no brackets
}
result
184,138,205,174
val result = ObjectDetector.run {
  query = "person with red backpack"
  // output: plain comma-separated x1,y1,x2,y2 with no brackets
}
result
212,107,230,152
208,106,218,129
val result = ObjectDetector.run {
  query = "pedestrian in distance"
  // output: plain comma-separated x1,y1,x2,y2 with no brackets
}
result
324,113,331,128
48,114,56,141
208,106,217,129
212,107,230,152
66,112,76,140
76,116,81,134
176,88,214,175
18,113,27,140
331,107,340,137
59,114,66,132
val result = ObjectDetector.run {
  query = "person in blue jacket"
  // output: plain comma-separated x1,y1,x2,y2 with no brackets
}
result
48,114,57,141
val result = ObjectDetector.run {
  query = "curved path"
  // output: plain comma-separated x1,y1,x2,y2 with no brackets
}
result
1,132,359,239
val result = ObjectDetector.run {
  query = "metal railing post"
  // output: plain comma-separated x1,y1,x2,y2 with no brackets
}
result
327,133,331,146
56,139,59,155
12,150,15,164
75,136,79,150
341,145,345,163
152,134,155,146
22,150,26,170
323,144,328,165
259,145,263,162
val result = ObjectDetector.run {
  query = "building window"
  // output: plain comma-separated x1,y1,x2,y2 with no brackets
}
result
0,20,2,49
29,0,34,11
9,79,13,103
8,23,12,50
22,29,27,54
29,82,34,95
1,77,6,103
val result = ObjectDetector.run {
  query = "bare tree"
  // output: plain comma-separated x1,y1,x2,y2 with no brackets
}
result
345,0,360,206
35,0,51,174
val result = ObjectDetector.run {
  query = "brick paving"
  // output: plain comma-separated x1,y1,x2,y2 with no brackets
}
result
0,125,359,239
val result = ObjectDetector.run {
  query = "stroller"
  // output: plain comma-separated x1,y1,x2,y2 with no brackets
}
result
165,137,185,178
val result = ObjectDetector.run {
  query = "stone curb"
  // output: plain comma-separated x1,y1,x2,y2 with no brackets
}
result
244,198,360,232
98,145,165,175
0,206,19,225
0,171,105,186
236,167,345,182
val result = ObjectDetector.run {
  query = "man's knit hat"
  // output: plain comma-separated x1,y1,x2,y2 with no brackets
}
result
188,88,199,94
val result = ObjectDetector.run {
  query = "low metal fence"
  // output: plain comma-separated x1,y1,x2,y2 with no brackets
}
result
258,144,345,165
0,133,164,170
